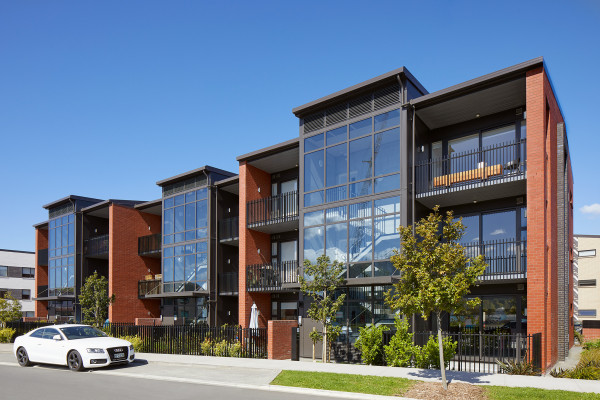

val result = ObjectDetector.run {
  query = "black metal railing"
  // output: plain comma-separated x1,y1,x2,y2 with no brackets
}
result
48,286,75,297
138,279,162,297
219,272,238,294
84,234,109,257
462,239,527,281
246,260,298,292
106,323,267,358
219,216,239,241
247,191,298,227
138,233,162,256
36,285,48,298
38,249,48,266
416,140,526,195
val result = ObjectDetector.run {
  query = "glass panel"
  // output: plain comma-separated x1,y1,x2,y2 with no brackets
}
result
196,187,207,199
349,201,371,219
374,215,400,260
349,117,372,139
349,219,373,262
304,133,324,153
61,266,67,287
196,228,207,240
374,261,396,277
304,150,324,192
49,268,56,289
326,126,347,146
185,231,195,241
280,240,297,262
482,296,517,334
196,200,207,228
449,134,479,173
374,196,400,215
482,210,516,241
55,227,61,249
482,125,516,168
521,207,527,228
174,256,184,282
174,194,185,206
374,173,400,193
174,206,185,233
374,109,400,131
185,203,195,230
326,206,347,223
164,197,174,209
281,179,298,193
326,186,347,203
326,143,347,187
304,226,324,264
374,127,400,176
450,297,480,333
49,228,55,249
164,246,174,258
304,191,324,207
326,223,347,263
62,216,68,225
304,210,324,226
68,224,74,246
185,191,195,203
459,214,480,243
349,136,372,182
349,262,372,278
185,255,195,282
196,242,207,253
349,180,371,198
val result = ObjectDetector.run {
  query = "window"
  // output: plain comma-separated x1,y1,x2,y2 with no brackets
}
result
22,311,34,318
22,289,31,300
30,328,45,338
48,214,75,295
579,249,596,257
579,279,596,287
579,309,597,318
0,266,6,277
22,268,34,278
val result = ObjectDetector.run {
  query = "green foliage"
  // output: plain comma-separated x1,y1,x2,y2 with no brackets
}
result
119,335,144,352
550,348,600,380
214,339,230,357
230,340,242,358
200,338,213,355
414,335,457,369
496,359,540,376
354,324,389,365
574,329,584,345
79,272,115,328
0,294,22,328
309,329,322,345
384,318,414,367
584,339,600,350
299,254,346,363
0,327,16,343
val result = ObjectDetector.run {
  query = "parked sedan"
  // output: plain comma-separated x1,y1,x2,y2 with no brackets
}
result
13,324,135,371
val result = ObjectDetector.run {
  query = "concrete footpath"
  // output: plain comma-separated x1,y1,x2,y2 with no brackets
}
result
2,343,599,397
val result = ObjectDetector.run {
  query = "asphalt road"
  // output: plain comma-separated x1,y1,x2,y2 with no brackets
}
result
0,353,347,400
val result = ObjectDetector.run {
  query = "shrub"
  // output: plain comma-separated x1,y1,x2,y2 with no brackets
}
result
214,339,230,357
0,327,15,343
550,347,600,379
119,335,144,352
230,340,242,358
414,335,457,369
574,329,584,345
200,338,213,355
354,325,389,366
496,359,540,376
384,318,414,367
584,339,600,350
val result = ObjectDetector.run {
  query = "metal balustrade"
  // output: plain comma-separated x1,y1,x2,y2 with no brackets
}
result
247,191,298,227
246,260,299,292
219,216,239,241
462,239,527,281
84,234,109,257
138,233,161,256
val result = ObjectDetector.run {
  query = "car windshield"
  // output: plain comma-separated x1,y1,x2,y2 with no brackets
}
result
59,326,108,340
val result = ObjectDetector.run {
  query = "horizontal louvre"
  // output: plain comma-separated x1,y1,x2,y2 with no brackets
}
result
162,176,208,196
49,204,74,219
374,84,400,110
349,94,373,118
303,112,325,134
325,104,348,126
579,279,596,287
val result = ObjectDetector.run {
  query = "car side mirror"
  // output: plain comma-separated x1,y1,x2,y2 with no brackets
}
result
52,335,62,341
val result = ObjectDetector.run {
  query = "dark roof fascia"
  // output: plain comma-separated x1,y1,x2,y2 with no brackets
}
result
410,57,544,109
215,175,240,187
33,221,49,229
156,165,236,187
236,137,299,162
134,198,162,210
0,249,35,254
292,67,408,118
81,199,145,213
42,195,104,210
403,67,429,96
575,234,600,238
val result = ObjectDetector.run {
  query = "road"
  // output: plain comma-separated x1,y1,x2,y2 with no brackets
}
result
0,353,348,400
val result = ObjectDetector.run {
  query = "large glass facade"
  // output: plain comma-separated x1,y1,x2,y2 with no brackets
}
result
303,195,400,278
48,214,75,296
162,187,209,293
304,109,401,207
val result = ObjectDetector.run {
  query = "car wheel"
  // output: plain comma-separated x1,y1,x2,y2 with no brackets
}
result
67,350,84,372
16,347,32,367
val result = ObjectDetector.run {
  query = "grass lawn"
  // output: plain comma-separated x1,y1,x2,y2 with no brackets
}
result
486,386,600,400
270,370,415,396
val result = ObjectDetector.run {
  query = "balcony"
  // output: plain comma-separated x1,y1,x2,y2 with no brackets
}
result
34,285,75,300
138,233,161,257
37,285,48,298
84,234,109,259
463,239,527,282
38,249,48,266
415,140,526,208
247,191,298,233
138,278,162,298
246,260,299,292
219,272,238,295
219,216,239,245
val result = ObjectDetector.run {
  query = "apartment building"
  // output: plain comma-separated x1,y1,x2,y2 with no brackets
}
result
574,235,600,339
32,57,572,369
0,249,35,318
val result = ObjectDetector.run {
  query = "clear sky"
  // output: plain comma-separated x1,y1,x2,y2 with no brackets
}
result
1,1,599,252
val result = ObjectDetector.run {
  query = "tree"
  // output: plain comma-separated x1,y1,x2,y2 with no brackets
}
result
385,206,487,390
79,272,115,327
299,254,346,363
0,293,22,328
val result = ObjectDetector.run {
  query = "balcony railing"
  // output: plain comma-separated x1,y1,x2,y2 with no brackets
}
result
38,249,48,266
138,279,162,297
37,285,48,298
416,140,526,196
247,191,298,227
84,234,109,257
246,260,298,292
219,216,239,241
219,272,238,294
138,233,161,256
462,239,527,281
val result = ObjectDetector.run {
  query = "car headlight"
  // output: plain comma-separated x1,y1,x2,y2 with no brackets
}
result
86,348,105,354
129,345,134,351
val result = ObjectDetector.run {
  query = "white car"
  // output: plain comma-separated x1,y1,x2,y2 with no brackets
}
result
13,324,135,371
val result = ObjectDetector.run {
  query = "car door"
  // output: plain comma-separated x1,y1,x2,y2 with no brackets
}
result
40,328,68,365
24,328,46,362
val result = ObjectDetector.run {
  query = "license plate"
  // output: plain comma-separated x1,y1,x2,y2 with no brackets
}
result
114,352,125,359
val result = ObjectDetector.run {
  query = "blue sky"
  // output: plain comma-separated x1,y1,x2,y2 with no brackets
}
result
1,1,599,251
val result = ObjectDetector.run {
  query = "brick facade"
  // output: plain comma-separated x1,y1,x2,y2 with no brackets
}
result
108,204,161,322
34,228,48,318
267,320,298,360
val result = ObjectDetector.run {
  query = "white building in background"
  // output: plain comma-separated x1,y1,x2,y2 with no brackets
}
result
0,249,35,318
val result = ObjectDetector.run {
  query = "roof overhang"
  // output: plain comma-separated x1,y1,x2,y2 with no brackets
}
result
134,199,162,216
215,175,239,195
42,195,103,210
81,199,145,218
237,137,299,174
156,165,236,187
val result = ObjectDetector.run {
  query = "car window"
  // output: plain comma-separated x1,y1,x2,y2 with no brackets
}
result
60,326,107,340
30,328,46,338
42,328,61,340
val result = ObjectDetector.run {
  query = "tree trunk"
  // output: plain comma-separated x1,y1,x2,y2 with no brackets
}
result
437,311,448,390
322,324,327,363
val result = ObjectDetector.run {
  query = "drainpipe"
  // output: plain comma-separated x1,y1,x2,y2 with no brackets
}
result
412,105,416,235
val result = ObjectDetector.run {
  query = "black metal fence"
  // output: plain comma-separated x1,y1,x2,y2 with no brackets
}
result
246,260,298,291
84,234,109,257
247,191,298,227
219,216,239,241
416,140,526,196
138,233,161,256
462,239,527,281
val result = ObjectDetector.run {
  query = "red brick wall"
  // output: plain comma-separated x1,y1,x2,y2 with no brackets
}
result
583,328,600,341
239,162,272,328
35,228,49,318
108,205,161,322
268,320,298,360
526,66,565,370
